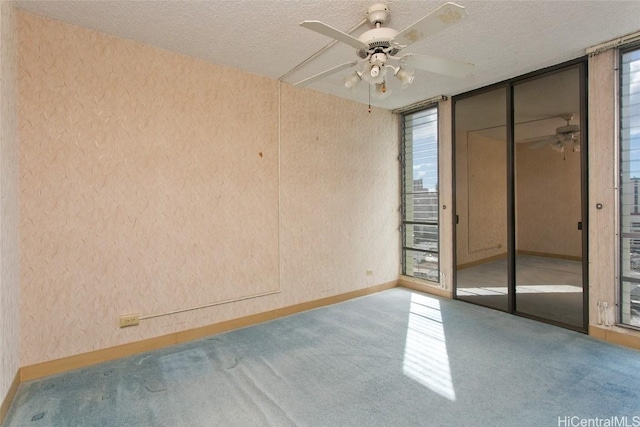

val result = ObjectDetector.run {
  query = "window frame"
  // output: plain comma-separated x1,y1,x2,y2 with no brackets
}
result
618,43,640,329
400,105,440,282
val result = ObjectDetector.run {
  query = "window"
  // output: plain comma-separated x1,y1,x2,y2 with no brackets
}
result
401,107,439,281
620,46,640,328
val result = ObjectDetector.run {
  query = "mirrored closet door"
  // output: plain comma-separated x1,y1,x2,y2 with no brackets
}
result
454,61,587,332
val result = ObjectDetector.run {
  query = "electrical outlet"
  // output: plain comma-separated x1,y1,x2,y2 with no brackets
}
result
366,270,373,276
119,313,139,328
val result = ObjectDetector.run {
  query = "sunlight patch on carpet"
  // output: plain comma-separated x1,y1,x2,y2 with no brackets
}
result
402,293,456,401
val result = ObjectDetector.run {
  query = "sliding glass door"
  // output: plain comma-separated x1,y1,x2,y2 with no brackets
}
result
453,61,588,331
513,66,585,328
454,87,509,311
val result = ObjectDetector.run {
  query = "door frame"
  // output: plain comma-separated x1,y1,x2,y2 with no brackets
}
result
451,57,589,333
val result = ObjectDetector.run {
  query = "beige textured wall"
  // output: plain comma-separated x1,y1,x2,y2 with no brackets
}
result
18,12,399,366
455,130,508,266
588,50,618,327
515,141,582,258
279,85,399,303
0,1,19,407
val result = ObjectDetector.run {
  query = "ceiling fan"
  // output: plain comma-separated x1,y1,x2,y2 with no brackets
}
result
294,2,474,97
522,114,581,153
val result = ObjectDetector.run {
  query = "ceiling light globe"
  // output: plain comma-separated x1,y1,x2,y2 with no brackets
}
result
344,72,362,90
396,68,415,87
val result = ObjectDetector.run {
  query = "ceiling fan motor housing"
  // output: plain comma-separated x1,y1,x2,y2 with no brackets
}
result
357,27,399,58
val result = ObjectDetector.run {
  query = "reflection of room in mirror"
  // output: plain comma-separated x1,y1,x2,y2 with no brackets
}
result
454,65,584,329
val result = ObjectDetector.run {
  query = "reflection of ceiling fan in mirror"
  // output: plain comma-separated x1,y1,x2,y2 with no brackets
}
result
295,2,474,98
522,114,581,153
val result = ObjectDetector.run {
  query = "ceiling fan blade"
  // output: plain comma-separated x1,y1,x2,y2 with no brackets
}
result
399,53,474,78
393,2,467,48
526,137,558,149
518,134,557,144
300,21,368,50
293,60,359,87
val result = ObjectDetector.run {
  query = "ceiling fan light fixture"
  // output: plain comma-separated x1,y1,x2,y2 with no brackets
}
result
395,67,415,87
572,135,581,152
551,140,565,153
344,71,362,89
373,81,393,99
362,62,387,84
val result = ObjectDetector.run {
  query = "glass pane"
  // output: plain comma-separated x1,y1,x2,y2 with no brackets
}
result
402,107,439,281
403,224,438,252
621,281,640,327
454,87,508,311
514,66,583,328
620,48,640,327
621,235,640,279
404,189,438,223
404,249,439,282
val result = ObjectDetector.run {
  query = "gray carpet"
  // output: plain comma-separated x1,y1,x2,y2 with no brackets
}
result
4,288,640,427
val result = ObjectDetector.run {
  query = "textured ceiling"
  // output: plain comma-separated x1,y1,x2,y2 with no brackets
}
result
14,0,640,110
